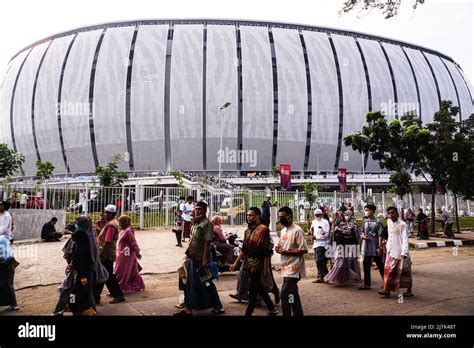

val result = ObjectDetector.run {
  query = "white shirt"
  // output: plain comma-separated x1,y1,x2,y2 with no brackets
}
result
278,223,308,279
20,194,28,205
311,218,330,248
386,218,409,260
182,202,194,222
0,211,13,241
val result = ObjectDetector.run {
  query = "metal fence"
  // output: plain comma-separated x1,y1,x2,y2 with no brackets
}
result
0,184,472,229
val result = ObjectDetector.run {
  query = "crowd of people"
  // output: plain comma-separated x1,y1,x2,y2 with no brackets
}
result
52,204,145,315
174,200,419,316
0,193,458,315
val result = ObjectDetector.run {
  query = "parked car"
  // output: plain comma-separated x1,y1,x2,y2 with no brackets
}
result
289,196,319,210
134,195,180,212
26,195,50,209
72,193,124,213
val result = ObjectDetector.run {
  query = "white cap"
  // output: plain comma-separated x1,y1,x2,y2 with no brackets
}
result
104,204,117,213
314,209,323,215
266,193,272,198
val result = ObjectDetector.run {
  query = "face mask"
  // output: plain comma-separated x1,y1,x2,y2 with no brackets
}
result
364,211,370,217
74,224,80,233
345,216,350,221
279,217,289,226
316,216,322,221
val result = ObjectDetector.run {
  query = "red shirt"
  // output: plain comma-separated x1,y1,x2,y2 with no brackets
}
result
104,225,118,243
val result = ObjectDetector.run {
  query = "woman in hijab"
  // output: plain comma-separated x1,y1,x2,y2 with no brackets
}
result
0,235,18,311
54,216,108,316
211,215,236,265
343,210,361,279
324,212,360,286
115,215,144,294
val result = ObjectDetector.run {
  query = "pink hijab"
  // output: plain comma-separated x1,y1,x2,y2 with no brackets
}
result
211,215,226,242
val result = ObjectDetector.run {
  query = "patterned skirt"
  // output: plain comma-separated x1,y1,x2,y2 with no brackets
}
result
383,256,412,293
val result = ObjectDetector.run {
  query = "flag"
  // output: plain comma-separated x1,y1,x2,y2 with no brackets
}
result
280,164,291,191
338,168,347,192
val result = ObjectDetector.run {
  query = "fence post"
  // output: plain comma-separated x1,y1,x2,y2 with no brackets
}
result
333,190,337,211
409,193,413,210
249,190,253,211
84,188,89,216
382,191,385,213
230,191,234,227
43,184,47,210
351,191,354,209
445,193,449,209
468,200,471,216
165,187,169,226
139,185,144,230
295,189,299,215
121,184,125,215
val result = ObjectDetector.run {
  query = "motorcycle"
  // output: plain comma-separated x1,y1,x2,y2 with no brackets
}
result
211,232,243,273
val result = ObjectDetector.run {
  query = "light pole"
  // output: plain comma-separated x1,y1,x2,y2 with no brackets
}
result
361,152,366,199
218,102,231,190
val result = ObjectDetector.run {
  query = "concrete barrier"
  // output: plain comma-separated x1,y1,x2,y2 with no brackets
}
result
9,209,66,240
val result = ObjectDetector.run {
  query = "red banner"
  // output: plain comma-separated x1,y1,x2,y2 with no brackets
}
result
280,164,291,191
338,168,347,192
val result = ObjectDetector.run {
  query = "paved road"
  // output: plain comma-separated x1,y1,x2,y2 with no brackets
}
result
3,226,474,316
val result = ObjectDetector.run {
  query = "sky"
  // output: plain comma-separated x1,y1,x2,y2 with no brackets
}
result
0,0,473,83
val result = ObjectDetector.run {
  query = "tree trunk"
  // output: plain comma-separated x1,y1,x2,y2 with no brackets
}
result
453,192,461,234
430,181,436,235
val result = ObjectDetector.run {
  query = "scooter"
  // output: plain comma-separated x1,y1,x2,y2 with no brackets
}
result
211,232,243,273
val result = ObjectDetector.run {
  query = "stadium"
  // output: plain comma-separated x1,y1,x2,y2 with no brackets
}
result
0,19,472,177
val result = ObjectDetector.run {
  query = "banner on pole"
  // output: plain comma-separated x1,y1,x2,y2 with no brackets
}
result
338,168,347,192
280,164,291,191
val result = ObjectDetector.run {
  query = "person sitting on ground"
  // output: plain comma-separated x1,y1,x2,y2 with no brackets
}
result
41,217,62,242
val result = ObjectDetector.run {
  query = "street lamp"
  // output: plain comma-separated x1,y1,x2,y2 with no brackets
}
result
361,152,366,199
218,102,232,190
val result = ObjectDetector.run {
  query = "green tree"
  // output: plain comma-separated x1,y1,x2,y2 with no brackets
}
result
344,110,428,200
270,166,280,190
303,182,318,222
171,170,184,187
340,0,425,19
35,160,55,183
0,144,25,178
95,154,129,187
422,106,474,234
389,171,412,198
345,101,473,235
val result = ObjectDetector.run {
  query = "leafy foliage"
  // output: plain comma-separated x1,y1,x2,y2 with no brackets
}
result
0,144,25,178
95,154,129,187
340,0,425,19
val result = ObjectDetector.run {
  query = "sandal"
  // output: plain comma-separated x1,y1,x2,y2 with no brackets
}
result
268,307,279,316
403,292,414,297
209,307,225,315
378,290,390,297
229,294,241,302
173,309,192,316
358,285,371,290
